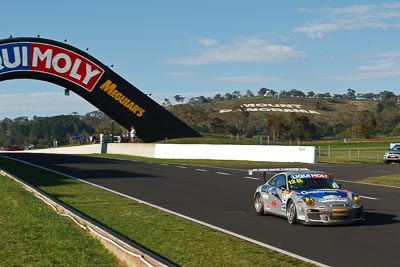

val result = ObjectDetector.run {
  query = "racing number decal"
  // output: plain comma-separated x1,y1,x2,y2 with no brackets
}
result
288,178,303,185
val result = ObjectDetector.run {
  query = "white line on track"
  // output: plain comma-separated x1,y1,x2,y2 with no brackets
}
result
335,179,400,189
244,176,260,180
360,195,378,200
177,166,187,169
216,172,230,175
195,169,207,172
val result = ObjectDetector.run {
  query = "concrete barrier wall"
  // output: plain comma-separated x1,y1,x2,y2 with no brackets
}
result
28,144,102,154
105,143,156,158
25,143,316,163
154,144,316,163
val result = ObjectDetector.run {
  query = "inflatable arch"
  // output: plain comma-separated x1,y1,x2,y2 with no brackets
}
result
0,37,200,142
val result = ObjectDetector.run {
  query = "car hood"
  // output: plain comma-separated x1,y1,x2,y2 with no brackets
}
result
386,149,400,154
293,189,350,203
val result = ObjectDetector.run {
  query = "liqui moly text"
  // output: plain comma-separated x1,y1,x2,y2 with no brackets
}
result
0,42,104,91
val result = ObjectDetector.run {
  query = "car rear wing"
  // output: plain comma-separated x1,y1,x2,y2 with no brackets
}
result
248,168,309,182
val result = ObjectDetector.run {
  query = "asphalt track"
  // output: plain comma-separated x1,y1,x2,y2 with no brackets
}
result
2,153,399,267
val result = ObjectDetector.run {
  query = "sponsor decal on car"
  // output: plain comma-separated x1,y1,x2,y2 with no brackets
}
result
319,195,348,203
290,173,330,179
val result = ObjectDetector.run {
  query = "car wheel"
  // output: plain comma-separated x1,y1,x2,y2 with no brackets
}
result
287,201,297,224
254,193,265,215
383,160,389,164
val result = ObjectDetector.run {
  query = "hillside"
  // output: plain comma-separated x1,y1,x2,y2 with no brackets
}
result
168,96,400,140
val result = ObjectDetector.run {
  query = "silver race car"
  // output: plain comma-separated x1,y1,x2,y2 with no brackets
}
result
250,168,365,225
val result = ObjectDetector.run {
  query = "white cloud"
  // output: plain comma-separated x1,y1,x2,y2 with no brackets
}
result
167,37,305,65
296,3,400,38
197,38,219,47
318,49,400,81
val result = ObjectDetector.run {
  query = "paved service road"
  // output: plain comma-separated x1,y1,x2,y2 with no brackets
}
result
2,153,399,267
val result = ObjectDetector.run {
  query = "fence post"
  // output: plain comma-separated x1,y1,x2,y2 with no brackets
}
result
349,150,351,160
328,145,331,158
358,150,360,161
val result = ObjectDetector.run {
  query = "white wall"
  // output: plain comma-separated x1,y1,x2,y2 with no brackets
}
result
154,144,316,163
21,143,317,163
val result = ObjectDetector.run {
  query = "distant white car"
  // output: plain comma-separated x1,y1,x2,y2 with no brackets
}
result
383,143,400,164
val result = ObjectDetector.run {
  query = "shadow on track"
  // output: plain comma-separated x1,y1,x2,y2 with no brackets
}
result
363,211,400,226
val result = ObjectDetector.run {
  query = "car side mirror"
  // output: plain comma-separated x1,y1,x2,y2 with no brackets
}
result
337,183,342,189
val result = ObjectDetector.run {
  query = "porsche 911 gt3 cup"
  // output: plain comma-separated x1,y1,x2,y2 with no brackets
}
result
250,168,365,225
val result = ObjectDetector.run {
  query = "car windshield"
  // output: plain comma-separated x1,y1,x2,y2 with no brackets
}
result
288,176,339,190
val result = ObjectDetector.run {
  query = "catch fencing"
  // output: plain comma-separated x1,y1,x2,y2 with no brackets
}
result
317,146,384,163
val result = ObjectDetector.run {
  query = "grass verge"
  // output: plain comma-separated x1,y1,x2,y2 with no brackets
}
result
358,174,400,187
0,156,314,267
0,174,124,267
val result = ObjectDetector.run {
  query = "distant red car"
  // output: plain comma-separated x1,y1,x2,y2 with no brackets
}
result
2,146,22,151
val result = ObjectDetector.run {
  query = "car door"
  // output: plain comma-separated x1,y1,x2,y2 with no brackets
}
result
268,174,287,216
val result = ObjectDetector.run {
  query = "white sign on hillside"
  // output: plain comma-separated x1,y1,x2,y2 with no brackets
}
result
219,103,321,115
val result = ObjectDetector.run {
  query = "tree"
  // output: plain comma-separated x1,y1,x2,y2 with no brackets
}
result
213,93,223,102
288,89,305,98
265,114,284,142
346,88,356,99
356,110,376,138
244,89,254,97
173,95,185,103
278,90,290,98
162,98,172,106
209,117,226,134
224,93,233,100
392,123,400,136
232,90,241,99
257,88,267,96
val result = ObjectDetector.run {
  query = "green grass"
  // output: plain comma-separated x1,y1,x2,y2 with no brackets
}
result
0,174,124,267
0,156,314,267
359,174,400,187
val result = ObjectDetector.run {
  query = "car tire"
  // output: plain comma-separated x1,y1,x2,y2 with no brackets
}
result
254,193,265,215
383,160,389,164
287,201,297,224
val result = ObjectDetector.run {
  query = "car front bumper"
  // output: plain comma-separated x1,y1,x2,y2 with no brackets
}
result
300,206,365,225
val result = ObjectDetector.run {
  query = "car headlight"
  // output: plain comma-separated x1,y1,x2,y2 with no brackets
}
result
352,194,361,205
302,196,315,206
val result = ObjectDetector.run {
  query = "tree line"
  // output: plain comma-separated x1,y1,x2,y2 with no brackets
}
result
164,88,398,105
1,89,399,148
0,111,127,149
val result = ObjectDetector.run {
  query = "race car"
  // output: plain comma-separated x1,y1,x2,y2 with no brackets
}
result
383,143,400,164
250,168,365,225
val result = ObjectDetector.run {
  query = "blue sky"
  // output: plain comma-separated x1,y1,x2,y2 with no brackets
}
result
1,0,400,119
